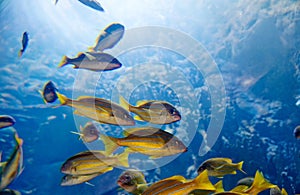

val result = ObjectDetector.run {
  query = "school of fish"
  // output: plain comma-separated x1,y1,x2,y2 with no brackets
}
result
0,1,298,195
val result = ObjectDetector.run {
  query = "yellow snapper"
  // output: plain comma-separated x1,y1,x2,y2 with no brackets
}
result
120,96,181,124
61,150,129,175
233,171,276,195
58,52,122,72
142,170,215,195
197,158,246,178
190,180,224,195
117,169,148,195
0,115,16,129
0,131,23,191
56,92,135,126
71,121,100,143
100,126,187,158
60,171,109,186
88,23,125,52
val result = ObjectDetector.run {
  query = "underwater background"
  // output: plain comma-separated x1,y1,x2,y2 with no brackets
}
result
0,0,299,194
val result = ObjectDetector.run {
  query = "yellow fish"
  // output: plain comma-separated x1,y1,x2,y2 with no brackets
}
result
142,170,215,195
0,131,23,191
57,92,135,126
120,96,181,124
197,158,246,178
61,150,129,175
243,171,276,195
61,170,109,186
100,126,187,158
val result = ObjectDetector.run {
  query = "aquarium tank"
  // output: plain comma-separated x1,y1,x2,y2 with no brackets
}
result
0,0,299,194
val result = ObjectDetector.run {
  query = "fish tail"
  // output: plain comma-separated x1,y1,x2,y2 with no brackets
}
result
117,149,130,168
18,49,24,58
247,171,277,195
193,170,216,191
214,180,224,193
237,161,247,174
56,92,69,105
281,188,288,195
87,46,95,52
100,134,119,155
119,96,131,111
58,55,69,68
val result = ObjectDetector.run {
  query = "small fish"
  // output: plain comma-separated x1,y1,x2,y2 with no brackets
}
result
0,131,23,191
294,125,300,139
56,92,135,126
61,150,129,175
197,158,246,178
39,81,59,103
117,169,148,194
0,189,21,195
78,0,104,12
88,23,125,52
120,96,181,124
61,171,105,186
18,31,29,57
142,170,215,195
243,171,277,194
58,52,122,72
71,122,99,143
54,0,58,5
100,126,187,158
237,177,254,187
0,115,16,129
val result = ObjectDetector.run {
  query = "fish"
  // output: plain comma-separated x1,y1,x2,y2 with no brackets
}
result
100,126,187,158
142,170,215,195
39,81,59,103
190,180,224,195
236,177,254,187
58,52,122,72
270,186,288,195
18,31,29,57
120,96,181,124
54,0,58,5
0,131,23,191
88,23,125,52
243,171,277,195
61,171,106,186
0,115,16,129
294,125,300,139
0,189,21,195
78,0,104,12
71,121,100,143
197,158,246,178
61,150,129,175
56,92,135,126
117,169,148,194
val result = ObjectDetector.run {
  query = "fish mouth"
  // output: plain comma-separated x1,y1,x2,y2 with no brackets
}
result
172,115,181,121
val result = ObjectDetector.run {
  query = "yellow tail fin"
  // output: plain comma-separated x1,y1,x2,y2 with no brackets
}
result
100,134,119,155
58,56,69,68
246,171,276,195
119,96,131,111
237,161,247,174
117,149,130,168
56,92,69,105
193,170,216,191
214,180,224,193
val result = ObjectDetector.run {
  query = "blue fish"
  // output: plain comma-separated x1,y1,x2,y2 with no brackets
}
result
18,31,29,57
78,0,104,12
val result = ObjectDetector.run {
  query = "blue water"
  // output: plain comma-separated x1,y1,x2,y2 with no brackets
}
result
0,0,300,194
